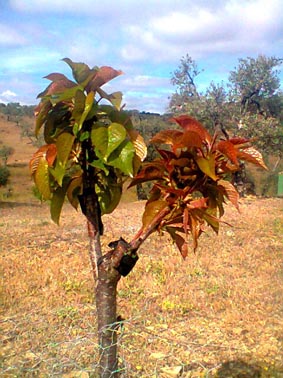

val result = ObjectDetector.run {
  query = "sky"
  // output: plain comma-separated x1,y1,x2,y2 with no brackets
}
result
0,0,282,114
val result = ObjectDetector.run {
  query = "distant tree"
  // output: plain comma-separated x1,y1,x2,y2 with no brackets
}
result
0,165,10,187
0,145,14,166
229,55,283,115
170,54,202,112
169,55,231,136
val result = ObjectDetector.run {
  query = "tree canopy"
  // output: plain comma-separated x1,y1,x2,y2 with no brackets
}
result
169,54,283,159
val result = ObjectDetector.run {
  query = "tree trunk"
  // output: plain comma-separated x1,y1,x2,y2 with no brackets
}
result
96,260,121,377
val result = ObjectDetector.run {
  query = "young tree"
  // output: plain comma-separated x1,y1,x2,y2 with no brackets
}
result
30,59,267,377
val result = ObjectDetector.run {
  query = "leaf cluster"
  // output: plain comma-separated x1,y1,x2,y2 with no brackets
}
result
30,58,147,223
130,115,267,257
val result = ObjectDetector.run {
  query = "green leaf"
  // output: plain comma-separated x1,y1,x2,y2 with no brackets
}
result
96,178,123,215
97,88,123,110
89,159,109,175
77,91,95,131
50,184,68,224
72,90,86,124
106,123,127,158
107,140,135,176
63,58,92,84
79,131,90,142
67,175,82,210
35,100,52,137
91,122,128,161
35,157,51,200
196,154,218,181
49,162,66,187
98,106,133,130
56,133,75,166
108,91,123,110
91,126,108,156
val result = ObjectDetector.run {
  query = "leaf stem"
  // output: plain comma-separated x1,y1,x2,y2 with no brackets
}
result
130,205,171,250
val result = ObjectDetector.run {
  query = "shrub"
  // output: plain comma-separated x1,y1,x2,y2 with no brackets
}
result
0,165,10,186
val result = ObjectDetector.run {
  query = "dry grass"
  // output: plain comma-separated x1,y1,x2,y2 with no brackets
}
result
1,197,283,377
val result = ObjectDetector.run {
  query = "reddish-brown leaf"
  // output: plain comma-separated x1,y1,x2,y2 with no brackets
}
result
183,207,189,236
217,140,239,165
201,210,220,234
46,144,57,166
129,163,166,187
237,147,268,170
128,129,147,162
150,130,183,145
179,130,204,149
86,66,123,92
37,79,77,98
173,232,189,258
188,213,201,252
187,197,208,210
29,144,57,175
157,149,177,162
142,200,168,229
217,179,239,210
170,115,211,143
229,137,250,146
44,73,71,82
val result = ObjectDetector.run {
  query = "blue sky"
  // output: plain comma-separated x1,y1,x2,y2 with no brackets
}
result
0,0,282,114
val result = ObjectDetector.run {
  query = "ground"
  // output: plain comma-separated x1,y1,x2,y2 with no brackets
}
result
0,197,283,377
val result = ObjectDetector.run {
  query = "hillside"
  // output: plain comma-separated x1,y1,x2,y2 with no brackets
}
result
0,113,36,201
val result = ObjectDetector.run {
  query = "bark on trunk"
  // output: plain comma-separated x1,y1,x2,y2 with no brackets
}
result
96,262,120,377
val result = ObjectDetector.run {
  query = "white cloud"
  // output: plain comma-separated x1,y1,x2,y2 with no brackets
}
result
3,0,283,113
1,90,17,98
0,24,27,46
111,74,172,113
0,90,17,104
119,0,283,63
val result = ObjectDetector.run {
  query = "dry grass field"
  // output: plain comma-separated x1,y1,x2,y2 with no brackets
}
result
1,197,283,377
0,116,283,377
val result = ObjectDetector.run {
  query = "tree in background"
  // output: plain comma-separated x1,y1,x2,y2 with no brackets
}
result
169,56,229,135
0,145,14,166
0,165,10,187
229,55,283,116
170,54,203,117
30,59,267,377
0,144,13,189
169,54,283,195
